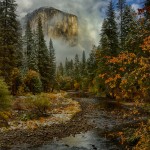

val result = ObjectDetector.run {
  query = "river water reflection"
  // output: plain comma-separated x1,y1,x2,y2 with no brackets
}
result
30,98,122,150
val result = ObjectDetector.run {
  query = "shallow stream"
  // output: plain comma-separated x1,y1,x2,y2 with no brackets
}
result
28,97,122,150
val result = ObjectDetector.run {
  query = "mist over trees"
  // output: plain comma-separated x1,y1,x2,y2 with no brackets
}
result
0,0,149,102
0,0,150,149
0,0,56,94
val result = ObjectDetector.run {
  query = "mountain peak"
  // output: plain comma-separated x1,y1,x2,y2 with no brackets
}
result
24,7,78,46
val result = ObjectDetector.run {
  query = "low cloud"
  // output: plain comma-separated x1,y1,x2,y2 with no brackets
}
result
15,0,109,62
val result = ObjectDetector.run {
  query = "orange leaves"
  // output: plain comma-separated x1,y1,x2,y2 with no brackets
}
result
108,57,120,64
114,74,121,80
99,73,106,79
39,117,45,123
129,53,136,58
105,77,114,84
119,67,125,72
26,70,39,79
74,82,80,90
98,36,150,102
140,36,150,52
121,79,127,85
105,74,121,83
107,52,136,65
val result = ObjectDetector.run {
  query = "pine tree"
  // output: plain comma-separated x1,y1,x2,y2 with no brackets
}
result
122,5,135,51
144,0,150,32
66,59,74,76
117,0,126,48
24,22,38,72
81,50,86,76
0,0,22,83
49,38,56,91
145,0,150,19
74,54,80,81
70,59,74,71
65,57,69,76
36,17,50,91
82,51,86,69
87,46,97,81
99,19,110,55
100,0,118,56
58,62,64,76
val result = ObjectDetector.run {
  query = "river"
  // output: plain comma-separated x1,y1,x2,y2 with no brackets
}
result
27,97,123,150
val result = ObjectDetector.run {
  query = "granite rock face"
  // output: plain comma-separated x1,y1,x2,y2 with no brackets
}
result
24,7,78,46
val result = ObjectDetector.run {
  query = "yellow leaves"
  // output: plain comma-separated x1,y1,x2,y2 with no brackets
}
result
118,132,123,135
110,84,116,88
39,117,45,123
115,95,121,100
121,79,127,85
0,111,11,121
115,74,121,80
74,82,80,90
141,36,150,52
108,57,120,64
105,74,121,84
11,68,20,77
26,70,39,79
107,52,136,66
99,74,106,79
119,67,125,72
47,93,57,100
138,80,142,85
105,77,113,84
129,53,136,58
98,38,150,101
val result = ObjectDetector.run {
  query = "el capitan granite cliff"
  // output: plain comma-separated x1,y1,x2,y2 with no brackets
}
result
24,7,78,46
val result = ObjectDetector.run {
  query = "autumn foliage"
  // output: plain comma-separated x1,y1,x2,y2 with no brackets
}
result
98,36,150,102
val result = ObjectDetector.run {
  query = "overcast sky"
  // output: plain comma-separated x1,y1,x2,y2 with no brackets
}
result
15,0,141,62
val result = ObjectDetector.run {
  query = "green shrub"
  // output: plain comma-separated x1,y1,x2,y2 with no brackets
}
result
0,78,12,126
26,93,51,117
24,70,42,94
10,68,23,95
0,78,11,111
81,78,89,91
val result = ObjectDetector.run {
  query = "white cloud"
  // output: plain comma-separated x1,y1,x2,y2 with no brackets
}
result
15,0,109,62
132,4,140,11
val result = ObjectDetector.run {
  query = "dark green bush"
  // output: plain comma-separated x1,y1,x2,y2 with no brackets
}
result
0,78,12,126
0,78,11,111
26,93,51,117
24,70,42,94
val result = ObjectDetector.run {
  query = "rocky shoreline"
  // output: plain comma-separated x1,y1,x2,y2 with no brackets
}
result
0,96,149,150
0,101,94,149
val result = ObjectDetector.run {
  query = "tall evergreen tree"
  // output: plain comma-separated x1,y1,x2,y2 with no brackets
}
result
99,19,110,55
100,0,118,55
49,38,56,91
65,57,69,76
117,0,126,48
144,0,150,32
122,5,135,51
81,50,86,76
0,0,22,83
82,51,86,69
70,59,74,71
66,59,74,76
36,17,50,91
24,22,38,72
74,54,80,80
145,0,150,19
87,46,97,81
57,62,64,76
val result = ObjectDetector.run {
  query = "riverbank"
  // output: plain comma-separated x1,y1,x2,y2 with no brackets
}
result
0,96,94,149
0,95,149,149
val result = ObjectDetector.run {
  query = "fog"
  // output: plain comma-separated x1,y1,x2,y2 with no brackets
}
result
15,0,139,63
